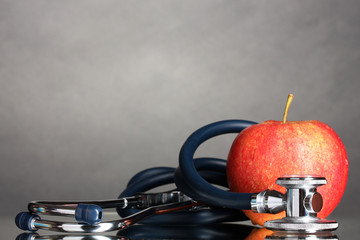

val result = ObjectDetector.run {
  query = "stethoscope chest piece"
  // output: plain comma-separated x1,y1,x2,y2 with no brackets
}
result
264,175,338,233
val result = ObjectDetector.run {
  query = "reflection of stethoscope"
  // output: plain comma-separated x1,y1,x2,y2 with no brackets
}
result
16,224,257,240
16,224,340,240
15,120,339,234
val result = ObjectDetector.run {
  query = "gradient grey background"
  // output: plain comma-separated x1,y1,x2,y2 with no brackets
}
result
1,0,360,237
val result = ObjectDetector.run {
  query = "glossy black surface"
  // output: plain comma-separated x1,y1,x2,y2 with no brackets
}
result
3,215,359,239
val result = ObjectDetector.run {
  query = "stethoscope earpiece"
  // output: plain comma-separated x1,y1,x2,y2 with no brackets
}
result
15,212,40,231
75,204,103,225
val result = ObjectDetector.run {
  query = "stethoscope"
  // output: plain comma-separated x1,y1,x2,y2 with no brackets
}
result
15,120,339,235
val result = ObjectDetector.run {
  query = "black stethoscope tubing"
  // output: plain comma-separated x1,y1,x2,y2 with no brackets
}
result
118,119,257,225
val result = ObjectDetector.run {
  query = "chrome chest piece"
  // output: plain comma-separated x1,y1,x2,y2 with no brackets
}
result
252,175,338,233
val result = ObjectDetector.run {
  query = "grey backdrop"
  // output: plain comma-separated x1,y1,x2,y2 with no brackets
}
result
1,0,359,230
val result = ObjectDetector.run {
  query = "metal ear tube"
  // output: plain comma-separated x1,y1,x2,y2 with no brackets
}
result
251,175,338,233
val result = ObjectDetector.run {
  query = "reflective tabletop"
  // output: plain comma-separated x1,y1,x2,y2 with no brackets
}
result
3,213,359,239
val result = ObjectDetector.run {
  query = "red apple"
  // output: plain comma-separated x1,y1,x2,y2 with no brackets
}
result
226,94,348,226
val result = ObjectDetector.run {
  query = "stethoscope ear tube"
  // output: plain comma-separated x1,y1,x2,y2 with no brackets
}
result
15,119,256,232
176,119,257,209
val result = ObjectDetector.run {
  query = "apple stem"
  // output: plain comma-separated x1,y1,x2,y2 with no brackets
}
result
282,94,294,124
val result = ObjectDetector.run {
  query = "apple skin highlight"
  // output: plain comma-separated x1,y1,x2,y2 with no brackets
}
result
227,120,348,226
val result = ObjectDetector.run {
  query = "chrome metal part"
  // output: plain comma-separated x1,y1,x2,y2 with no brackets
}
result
28,191,191,217
277,175,325,218
265,218,339,233
137,191,193,208
30,201,199,233
16,232,128,240
264,175,338,233
28,198,137,217
251,190,285,214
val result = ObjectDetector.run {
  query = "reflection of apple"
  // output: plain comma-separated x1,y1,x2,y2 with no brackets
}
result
227,94,348,226
245,228,273,240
